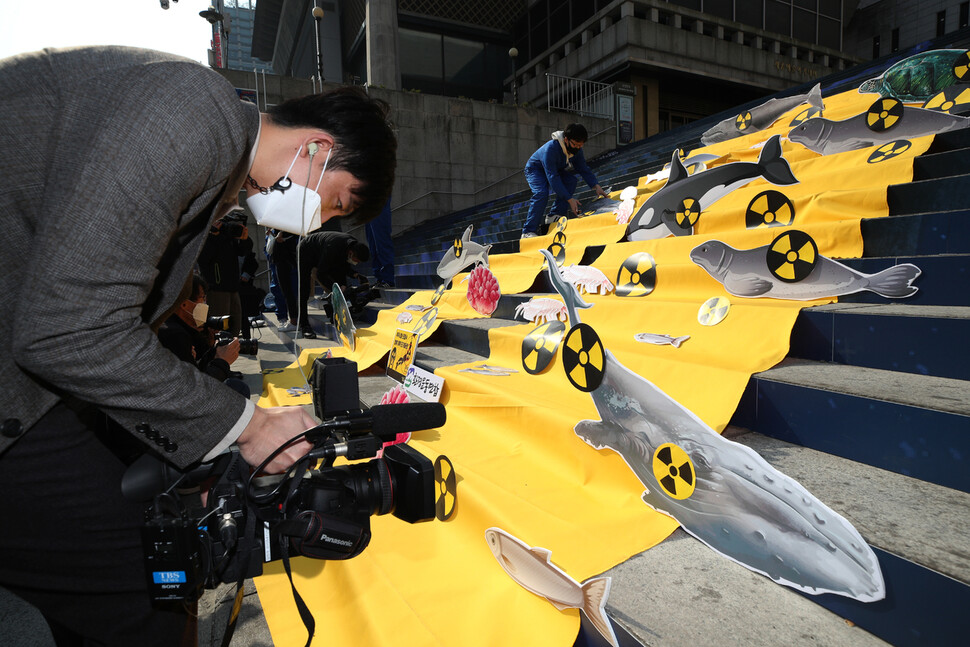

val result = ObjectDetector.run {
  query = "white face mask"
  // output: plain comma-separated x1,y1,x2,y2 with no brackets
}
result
247,146,331,235
191,302,209,327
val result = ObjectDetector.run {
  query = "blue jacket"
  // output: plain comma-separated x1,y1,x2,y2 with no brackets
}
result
525,133,599,197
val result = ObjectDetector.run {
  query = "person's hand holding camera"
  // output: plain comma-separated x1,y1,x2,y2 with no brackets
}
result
215,337,240,365
236,406,316,474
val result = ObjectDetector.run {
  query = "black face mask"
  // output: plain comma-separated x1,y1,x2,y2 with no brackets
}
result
566,145,579,154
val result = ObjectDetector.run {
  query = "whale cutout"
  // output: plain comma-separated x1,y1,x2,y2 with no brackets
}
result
539,248,885,602
625,135,798,242
701,83,824,145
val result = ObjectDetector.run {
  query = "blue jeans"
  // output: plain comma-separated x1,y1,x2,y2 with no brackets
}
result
365,200,395,285
523,166,578,235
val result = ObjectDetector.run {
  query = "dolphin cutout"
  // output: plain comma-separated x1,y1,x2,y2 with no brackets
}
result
701,83,824,145
436,224,492,285
539,248,885,602
788,103,970,155
625,135,798,242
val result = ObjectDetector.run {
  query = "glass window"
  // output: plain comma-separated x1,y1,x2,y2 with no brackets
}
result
736,2,763,29
819,0,840,18
962,2,969,29
444,37,484,86
937,10,946,37
872,34,880,59
891,27,899,52
766,1,792,36
818,16,840,50
400,29,443,81
793,0,816,9
705,0,734,21
793,8,816,43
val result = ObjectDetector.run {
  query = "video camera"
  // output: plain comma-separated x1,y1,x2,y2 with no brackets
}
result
122,357,451,626
212,210,249,240
206,315,258,355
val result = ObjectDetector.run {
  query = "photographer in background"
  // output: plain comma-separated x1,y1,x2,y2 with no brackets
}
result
198,208,249,338
297,231,371,338
158,273,250,398
0,46,396,646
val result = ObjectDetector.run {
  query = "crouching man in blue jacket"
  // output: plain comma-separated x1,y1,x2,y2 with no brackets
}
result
522,123,607,238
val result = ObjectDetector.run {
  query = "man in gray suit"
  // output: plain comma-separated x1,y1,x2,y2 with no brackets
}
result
0,46,396,645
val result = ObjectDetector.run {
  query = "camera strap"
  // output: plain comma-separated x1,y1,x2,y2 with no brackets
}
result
281,456,317,647
220,506,257,647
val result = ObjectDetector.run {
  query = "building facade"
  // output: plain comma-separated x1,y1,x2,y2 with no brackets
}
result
844,0,970,60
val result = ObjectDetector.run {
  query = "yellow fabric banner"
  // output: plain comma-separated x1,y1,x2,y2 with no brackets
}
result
256,85,936,645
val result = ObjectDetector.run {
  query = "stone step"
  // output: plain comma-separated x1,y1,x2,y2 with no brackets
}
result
603,427,970,647
838,254,970,307
913,147,970,181
789,303,970,380
889,175,970,216
732,358,970,492
862,210,970,257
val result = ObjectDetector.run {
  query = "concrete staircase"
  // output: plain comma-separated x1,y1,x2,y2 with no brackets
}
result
249,38,970,647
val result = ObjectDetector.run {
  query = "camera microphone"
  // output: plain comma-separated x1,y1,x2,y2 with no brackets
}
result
308,403,446,442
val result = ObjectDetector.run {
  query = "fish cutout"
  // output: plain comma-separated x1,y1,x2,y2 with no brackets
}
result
459,364,518,376
436,224,492,285
625,135,798,241
640,153,720,185
701,83,824,145
788,102,970,155
485,527,618,647
580,196,623,217
634,333,690,348
858,49,967,102
690,236,921,300
539,248,886,602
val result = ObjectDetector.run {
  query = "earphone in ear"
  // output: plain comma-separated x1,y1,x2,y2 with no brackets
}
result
308,143,319,157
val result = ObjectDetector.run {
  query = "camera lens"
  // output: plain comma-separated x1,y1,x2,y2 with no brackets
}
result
238,339,258,355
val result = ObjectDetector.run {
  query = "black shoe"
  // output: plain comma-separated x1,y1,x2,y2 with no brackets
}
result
299,327,317,339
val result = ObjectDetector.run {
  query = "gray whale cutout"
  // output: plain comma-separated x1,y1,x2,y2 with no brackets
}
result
539,248,885,602
701,83,824,145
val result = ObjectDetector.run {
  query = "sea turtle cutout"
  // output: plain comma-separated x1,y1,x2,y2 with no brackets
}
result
538,247,886,602
858,49,969,102
690,231,921,299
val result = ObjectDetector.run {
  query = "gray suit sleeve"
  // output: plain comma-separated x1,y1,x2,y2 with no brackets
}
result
12,60,253,467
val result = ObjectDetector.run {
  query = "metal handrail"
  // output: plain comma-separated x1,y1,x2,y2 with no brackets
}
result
546,73,614,120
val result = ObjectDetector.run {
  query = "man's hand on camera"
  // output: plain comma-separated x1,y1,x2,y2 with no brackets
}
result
215,337,240,365
237,406,316,474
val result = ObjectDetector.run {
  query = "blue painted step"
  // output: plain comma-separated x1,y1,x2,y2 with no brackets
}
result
862,211,970,256
789,304,970,380
838,255,970,307
807,547,970,647
731,359,970,492
889,175,970,215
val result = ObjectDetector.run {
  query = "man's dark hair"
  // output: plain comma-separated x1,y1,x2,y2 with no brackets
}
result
563,123,588,142
350,242,370,264
268,87,397,225
190,273,209,302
